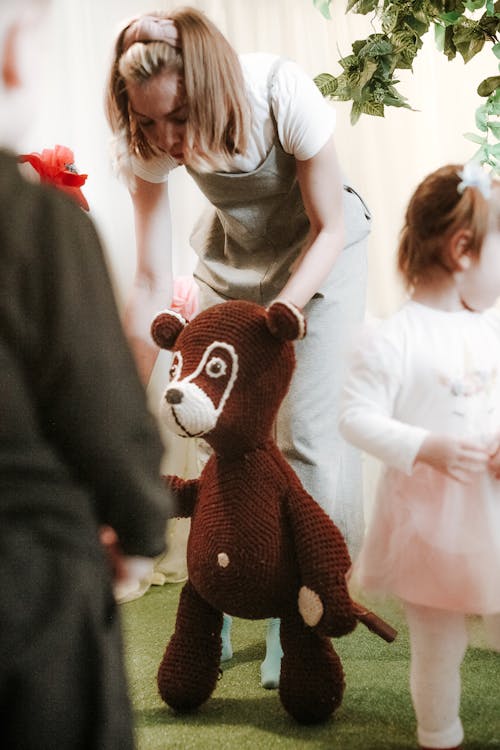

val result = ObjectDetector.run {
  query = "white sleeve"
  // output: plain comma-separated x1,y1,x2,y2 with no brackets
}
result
131,152,178,183
270,59,336,161
338,322,429,475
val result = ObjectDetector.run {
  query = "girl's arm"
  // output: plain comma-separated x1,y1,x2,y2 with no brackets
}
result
416,433,491,483
277,136,344,309
125,176,174,384
339,328,489,480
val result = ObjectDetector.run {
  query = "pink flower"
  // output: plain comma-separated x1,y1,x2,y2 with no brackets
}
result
18,144,89,211
171,276,199,320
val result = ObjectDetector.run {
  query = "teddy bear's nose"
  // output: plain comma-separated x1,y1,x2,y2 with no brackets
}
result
166,388,183,405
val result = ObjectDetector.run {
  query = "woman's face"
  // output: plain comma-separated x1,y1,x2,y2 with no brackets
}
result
127,70,187,161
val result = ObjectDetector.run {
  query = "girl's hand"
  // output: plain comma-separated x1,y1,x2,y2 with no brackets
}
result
489,451,500,478
416,433,489,483
487,435,500,478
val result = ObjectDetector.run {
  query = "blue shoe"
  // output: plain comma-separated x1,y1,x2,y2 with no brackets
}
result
260,618,283,689
221,613,233,662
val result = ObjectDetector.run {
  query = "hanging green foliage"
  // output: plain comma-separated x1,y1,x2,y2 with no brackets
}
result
313,1,500,171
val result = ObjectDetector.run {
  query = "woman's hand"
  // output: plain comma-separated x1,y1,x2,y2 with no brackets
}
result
99,525,128,583
100,525,154,588
416,433,489,483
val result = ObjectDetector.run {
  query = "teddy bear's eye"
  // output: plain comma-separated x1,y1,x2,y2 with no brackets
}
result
205,356,227,378
169,353,182,380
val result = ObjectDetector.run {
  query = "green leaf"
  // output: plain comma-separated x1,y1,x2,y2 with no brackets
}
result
382,93,412,109
360,37,394,58
360,100,385,117
346,0,378,13
314,72,353,101
339,53,359,71
488,89,500,108
465,0,486,10
435,23,446,52
391,30,421,69
453,23,486,63
314,72,338,97
476,104,489,130
355,59,379,91
350,101,363,125
477,75,500,96
493,42,500,58
463,131,487,143
488,142,500,156
487,121,500,138
313,0,331,20
442,25,458,60
441,11,462,24
406,16,430,36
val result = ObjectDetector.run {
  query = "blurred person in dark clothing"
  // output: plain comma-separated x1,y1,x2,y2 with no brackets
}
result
0,2,172,747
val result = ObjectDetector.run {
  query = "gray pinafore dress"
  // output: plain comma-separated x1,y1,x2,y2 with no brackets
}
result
187,62,371,557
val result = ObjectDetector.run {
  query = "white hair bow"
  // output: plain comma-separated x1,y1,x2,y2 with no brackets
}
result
457,161,492,200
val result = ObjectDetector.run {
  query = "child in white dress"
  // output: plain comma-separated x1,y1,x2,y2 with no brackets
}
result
339,162,500,750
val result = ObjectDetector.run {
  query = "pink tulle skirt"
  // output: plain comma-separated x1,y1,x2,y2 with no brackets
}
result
350,465,500,614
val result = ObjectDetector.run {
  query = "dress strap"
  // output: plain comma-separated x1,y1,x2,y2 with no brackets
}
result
266,57,289,129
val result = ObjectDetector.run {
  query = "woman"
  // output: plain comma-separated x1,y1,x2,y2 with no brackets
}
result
106,6,371,687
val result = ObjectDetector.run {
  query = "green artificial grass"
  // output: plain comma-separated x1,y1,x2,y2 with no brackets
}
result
122,584,500,750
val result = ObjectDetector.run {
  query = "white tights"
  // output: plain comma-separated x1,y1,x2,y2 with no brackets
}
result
404,602,500,749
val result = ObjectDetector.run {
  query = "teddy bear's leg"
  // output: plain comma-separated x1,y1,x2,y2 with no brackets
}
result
260,617,283,689
221,613,233,661
279,611,344,724
157,581,223,711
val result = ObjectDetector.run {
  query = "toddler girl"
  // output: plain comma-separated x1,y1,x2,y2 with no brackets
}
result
339,162,500,750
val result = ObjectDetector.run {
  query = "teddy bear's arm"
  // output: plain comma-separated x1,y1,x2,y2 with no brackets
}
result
285,484,357,638
162,474,199,518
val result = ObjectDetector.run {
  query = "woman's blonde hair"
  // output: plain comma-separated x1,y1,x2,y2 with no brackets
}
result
105,6,250,172
397,164,500,288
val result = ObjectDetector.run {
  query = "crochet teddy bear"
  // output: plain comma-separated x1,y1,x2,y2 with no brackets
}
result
151,299,393,724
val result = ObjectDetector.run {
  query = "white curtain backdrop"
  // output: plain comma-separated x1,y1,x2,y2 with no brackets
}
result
23,0,492,515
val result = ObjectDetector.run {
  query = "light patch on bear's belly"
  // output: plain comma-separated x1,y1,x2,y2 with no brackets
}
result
217,552,230,568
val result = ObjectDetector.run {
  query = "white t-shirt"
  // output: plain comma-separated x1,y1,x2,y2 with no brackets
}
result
132,52,336,183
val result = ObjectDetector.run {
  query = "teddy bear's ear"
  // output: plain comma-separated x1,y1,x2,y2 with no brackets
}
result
151,310,187,350
266,300,306,341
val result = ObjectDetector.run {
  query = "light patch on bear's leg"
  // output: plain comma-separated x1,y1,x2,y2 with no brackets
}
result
298,586,323,627
217,552,230,568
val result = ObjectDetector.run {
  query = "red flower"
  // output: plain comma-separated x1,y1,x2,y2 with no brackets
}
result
18,144,89,211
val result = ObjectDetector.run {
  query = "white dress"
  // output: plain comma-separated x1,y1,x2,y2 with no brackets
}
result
339,300,500,614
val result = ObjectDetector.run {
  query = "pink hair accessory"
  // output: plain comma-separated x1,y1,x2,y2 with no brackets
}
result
170,276,199,321
122,16,180,52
